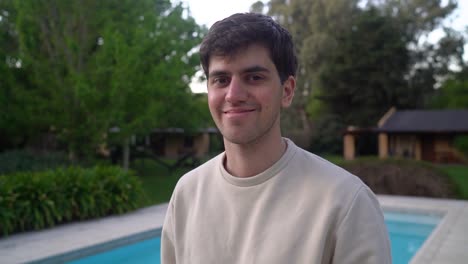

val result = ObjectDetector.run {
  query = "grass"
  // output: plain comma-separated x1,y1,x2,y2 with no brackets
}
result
439,165,468,200
130,158,193,207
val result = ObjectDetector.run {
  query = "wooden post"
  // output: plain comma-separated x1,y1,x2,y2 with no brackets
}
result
343,134,355,160
379,133,388,159
415,137,422,161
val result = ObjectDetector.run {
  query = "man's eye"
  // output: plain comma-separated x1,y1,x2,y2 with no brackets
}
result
212,77,229,86
247,74,264,82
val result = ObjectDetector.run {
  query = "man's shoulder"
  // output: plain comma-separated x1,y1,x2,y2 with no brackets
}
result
289,144,366,194
289,144,379,219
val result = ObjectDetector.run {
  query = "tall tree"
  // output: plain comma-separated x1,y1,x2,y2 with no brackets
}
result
92,3,206,169
7,0,205,165
0,0,40,149
267,0,361,147
316,7,410,126
432,67,468,108
263,0,462,153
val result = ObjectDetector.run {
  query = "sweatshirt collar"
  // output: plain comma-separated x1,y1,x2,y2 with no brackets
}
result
219,138,297,187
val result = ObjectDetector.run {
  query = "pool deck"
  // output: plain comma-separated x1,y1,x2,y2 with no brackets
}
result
0,204,168,264
0,196,467,264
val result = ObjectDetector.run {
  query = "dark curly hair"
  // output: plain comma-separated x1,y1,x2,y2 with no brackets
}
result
199,13,298,83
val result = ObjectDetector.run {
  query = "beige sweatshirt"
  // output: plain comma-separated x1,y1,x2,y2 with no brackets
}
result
161,139,391,264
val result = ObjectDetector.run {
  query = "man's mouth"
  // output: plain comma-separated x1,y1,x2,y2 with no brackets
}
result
224,108,255,114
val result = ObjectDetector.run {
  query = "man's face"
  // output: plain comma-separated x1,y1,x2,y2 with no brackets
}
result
207,44,295,145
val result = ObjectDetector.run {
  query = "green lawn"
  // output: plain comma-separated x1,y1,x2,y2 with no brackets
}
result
439,165,468,200
131,158,193,207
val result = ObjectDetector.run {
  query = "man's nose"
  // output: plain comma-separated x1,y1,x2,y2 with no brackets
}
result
225,76,248,103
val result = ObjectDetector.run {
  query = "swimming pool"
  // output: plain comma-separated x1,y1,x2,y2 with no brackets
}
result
384,211,441,264
68,236,161,264
66,211,441,264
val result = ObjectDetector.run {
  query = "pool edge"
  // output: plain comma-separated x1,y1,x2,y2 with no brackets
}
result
379,195,468,264
26,228,162,264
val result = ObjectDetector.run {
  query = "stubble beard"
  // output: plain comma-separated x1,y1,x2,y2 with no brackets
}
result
218,108,282,147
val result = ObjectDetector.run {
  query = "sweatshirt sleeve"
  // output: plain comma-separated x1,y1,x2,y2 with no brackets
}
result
333,186,392,264
161,201,176,264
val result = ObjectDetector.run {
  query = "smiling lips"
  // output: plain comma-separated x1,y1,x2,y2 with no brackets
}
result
223,108,256,117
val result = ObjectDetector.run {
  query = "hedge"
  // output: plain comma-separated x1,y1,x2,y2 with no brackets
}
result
454,135,468,157
0,166,143,236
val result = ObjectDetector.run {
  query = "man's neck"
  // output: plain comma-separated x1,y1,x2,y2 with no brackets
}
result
223,134,287,178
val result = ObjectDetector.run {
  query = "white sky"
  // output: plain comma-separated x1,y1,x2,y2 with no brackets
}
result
176,0,468,93
179,0,265,28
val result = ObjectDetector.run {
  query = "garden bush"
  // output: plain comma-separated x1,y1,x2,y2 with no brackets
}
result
339,158,457,198
454,135,468,157
0,166,143,236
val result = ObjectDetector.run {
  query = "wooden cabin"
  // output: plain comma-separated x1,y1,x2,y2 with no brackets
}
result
344,108,468,163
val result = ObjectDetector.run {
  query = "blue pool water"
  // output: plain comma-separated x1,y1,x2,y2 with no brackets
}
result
68,212,440,264
384,211,441,264
68,237,161,264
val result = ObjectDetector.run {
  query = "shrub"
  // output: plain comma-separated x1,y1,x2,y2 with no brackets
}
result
454,135,468,157
0,166,143,237
340,158,457,198
0,150,70,174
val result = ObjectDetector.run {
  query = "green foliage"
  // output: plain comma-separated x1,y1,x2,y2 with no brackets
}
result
316,7,411,126
0,166,143,236
266,0,463,151
0,150,69,174
432,69,468,109
131,158,190,206
269,0,361,132
0,1,43,149
308,114,345,154
440,165,468,200
454,135,468,157
1,0,207,161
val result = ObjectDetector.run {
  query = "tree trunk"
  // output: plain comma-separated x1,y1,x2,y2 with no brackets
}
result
68,146,77,164
123,137,130,171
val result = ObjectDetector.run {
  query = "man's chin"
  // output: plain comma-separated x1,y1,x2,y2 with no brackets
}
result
222,133,260,146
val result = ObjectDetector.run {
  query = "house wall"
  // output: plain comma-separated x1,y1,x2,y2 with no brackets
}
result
161,133,212,159
433,135,462,163
388,134,418,159
193,133,210,158
387,134,463,163
165,135,183,158
415,139,422,160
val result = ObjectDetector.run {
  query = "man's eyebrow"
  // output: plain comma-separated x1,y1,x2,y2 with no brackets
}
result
243,65,270,73
208,70,228,78
208,65,270,78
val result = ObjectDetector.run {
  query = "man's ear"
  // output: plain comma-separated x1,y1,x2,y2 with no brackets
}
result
281,76,296,108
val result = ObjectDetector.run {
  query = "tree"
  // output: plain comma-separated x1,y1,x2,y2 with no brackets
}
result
90,3,205,169
263,0,462,154
432,68,468,109
266,0,361,147
315,0,462,126
315,7,411,126
0,1,42,150
7,0,206,167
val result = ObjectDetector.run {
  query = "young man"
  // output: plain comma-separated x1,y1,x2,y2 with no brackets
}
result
161,13,391,264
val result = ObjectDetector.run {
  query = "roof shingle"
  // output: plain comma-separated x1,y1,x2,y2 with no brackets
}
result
379,110,468,133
